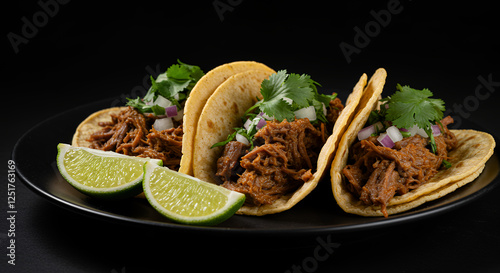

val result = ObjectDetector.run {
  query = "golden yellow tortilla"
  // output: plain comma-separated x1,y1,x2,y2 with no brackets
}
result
180,61,275,175
330,69,496,217
72,107,127,147
72,61,275,176
193,69,369,215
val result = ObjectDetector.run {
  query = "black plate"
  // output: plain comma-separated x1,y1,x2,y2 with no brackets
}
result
12,97,500,236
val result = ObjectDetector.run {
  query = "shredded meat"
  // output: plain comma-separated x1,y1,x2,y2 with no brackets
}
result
342,116,458,217
216,95,344,207
327,97,344,132
216,141,248,183
88,106,183,170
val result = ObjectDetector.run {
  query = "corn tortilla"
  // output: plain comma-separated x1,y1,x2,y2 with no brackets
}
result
193,69,368,215
330,69,496,217
180,61,275,175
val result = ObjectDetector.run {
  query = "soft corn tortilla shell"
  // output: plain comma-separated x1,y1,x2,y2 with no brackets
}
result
72,107,127,148
180,61,275,175
331,71,496,217
193,70,368,215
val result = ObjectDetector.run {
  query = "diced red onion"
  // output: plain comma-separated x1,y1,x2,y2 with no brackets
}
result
431,124,441,136
386,125,403,143
294,105,316,121
235,133,250,146
153,117,174,131
256,117,267,129
377,133,395,148
357,122,384,141
165,105,178,117
399,128,409,132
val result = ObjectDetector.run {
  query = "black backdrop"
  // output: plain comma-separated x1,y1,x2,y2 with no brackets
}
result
3,1,500,272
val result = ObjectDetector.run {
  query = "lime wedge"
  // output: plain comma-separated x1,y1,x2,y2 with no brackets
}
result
143,161,245,225
56,143,162,200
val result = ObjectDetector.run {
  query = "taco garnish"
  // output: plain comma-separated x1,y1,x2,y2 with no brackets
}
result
213,70,343,206
331,70,496,217
193,68,368,215
72,61,275,174
72,60,203,171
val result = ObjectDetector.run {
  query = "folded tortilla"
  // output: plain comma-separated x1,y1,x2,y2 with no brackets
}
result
72,61,275,175
180,61,275,175
330,68,496,217
193,69,369,215
72,107,127,148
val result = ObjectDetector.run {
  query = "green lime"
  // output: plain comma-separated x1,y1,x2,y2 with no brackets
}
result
56,143,162,200
143,161,245,225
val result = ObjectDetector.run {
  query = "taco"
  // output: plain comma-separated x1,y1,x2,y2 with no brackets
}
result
193,69,368,215
72,60,274,172
330,68,496,217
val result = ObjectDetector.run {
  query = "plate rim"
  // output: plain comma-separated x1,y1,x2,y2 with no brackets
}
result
12,97,500,236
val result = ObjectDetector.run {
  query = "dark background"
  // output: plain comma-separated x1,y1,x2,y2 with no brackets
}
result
3,0,499,272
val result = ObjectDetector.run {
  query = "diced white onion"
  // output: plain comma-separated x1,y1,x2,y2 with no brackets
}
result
386,126,403,143
322,103,327,117
235,133,249,146
357,122,384,141
173,108,184,121
294,105,317,121
408,125,428,137
243,118,252,130
377,133,395,148
153,117,174,131
154,95,172,108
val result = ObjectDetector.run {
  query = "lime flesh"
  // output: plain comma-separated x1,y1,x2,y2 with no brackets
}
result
56,143,162,200
143,161,245,225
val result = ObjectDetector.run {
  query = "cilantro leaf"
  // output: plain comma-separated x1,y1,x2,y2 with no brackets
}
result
385,84,445,130
258,70,316,122
211,131,237,148
127,60,205,112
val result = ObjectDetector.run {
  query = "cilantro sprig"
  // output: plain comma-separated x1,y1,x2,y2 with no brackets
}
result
211,70,337,149
126,60,204,115
369,84,446,154
385,84,445,130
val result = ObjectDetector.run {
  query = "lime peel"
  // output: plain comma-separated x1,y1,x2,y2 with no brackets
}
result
143,161,245,226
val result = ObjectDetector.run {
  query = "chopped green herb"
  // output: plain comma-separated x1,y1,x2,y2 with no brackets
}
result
442,159,452,169
126,60,204,114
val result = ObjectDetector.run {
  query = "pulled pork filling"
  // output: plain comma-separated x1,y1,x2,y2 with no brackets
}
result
342,116,458,217
88,106,183,170
216,98,344,206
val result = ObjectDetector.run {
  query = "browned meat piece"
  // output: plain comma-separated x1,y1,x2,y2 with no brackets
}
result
342,116,458,217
